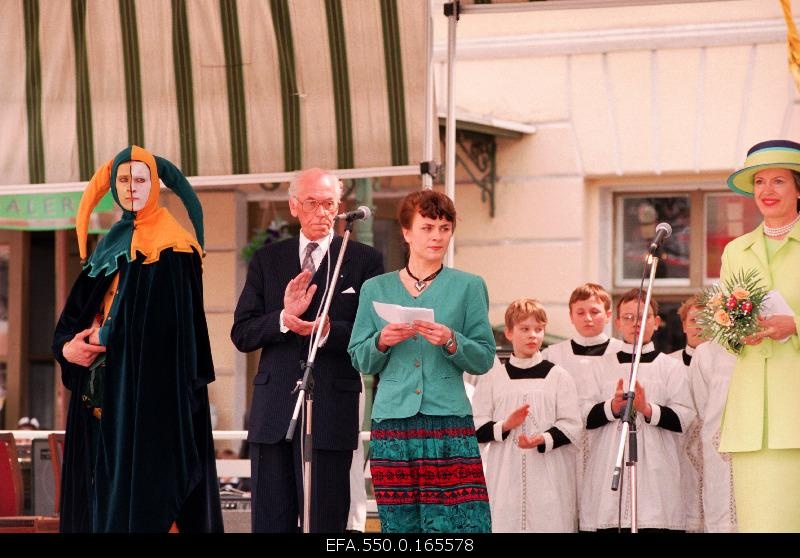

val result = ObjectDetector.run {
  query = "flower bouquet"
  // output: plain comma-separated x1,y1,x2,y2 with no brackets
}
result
697,268,768,354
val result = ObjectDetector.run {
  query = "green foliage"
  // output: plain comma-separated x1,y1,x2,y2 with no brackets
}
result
240,218,293,262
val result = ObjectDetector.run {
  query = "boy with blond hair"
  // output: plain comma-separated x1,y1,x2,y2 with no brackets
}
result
669,295,706,366
542,283,624,414
473,298,581,532
542,283,623,529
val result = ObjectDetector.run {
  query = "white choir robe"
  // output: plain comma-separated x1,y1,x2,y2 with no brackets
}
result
668,345,703,533
580,342,696,531
542,334,623,529
688,341,738,532
472,354,581,533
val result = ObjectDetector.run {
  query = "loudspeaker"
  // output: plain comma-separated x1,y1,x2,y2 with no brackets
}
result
31,438,56,516
221,494,251,533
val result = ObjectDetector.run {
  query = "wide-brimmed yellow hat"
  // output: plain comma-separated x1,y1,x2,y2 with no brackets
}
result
728,140,800,197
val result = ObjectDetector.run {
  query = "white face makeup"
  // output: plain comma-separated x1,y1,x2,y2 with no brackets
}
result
115,161,152,212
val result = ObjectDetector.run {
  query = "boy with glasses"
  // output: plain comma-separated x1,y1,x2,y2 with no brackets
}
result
579,288,695,532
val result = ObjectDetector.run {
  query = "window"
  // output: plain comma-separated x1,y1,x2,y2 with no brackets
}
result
704,193,761,280
616,195,690,286
612,188,761,353
615,190,761,287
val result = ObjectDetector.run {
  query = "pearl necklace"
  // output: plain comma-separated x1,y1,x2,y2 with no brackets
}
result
763,212,800,238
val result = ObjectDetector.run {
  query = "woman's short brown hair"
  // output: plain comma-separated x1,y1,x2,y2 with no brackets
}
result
397,190,456,231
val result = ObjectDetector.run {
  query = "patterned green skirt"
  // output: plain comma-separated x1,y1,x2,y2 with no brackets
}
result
370,413,491,533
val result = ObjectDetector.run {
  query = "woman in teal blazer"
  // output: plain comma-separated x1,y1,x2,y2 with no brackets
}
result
720,139,800,532
348,190,495,533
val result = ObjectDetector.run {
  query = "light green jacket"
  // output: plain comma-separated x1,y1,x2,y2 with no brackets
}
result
719,222,800,452
348,268,495,421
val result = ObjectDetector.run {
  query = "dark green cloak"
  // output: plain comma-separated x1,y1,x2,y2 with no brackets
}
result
53,248,222,532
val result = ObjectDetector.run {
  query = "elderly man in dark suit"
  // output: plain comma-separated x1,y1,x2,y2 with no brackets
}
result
231,168,383,533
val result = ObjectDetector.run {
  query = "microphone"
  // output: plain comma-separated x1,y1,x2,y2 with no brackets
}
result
335,206,372,221
648,222,672,254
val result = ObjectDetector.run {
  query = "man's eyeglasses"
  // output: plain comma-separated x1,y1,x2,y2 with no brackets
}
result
620,313,656,323
295,197,338,213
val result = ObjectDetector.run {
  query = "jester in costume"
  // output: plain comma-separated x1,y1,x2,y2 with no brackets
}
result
52,146,223,532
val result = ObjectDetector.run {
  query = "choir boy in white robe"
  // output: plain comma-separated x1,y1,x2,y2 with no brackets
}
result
668,295,706,367
542,283,623,528
580,289,695,532
667,296,706,533
688,340,738,532
473,298,581,532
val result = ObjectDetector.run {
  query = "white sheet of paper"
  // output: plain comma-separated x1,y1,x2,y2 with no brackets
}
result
373,301,435,324
762,290,793,317
761,290,794,343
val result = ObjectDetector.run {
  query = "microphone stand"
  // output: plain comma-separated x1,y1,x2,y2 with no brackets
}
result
609,251,661,533
285,216,357,534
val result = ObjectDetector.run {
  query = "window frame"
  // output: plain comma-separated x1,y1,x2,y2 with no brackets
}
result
596,177,761,353
596,176,746,297
613,192,693,289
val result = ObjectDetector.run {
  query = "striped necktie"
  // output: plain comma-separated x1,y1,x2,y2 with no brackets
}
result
302,242,318,274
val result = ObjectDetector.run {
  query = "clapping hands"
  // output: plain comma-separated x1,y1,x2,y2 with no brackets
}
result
611,378,652,419
283,270,329,337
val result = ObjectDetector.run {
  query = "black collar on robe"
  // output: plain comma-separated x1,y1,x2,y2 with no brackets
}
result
505,359,556,379
571,339,610,356
617,349,660,364
682,349,692,366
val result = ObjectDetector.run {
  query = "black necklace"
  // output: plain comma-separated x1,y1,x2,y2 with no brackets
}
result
405,264,444,292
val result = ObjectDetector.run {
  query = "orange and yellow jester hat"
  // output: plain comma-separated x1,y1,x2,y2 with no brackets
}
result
76,146,204,277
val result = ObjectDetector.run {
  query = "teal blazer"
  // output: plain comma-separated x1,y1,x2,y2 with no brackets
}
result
719,223,800,452
348,268,495,421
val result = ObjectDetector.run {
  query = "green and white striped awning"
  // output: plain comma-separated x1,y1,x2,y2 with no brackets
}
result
0,0,430,208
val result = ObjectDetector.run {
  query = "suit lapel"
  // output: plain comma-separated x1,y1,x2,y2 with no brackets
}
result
305,236,350,319
317,236,352,284
277,237,302,287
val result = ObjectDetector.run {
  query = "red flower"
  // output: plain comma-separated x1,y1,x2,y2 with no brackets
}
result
726,295,738,310
741,300,753,314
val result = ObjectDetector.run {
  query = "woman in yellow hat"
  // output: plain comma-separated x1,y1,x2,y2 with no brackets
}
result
720,139,800,532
